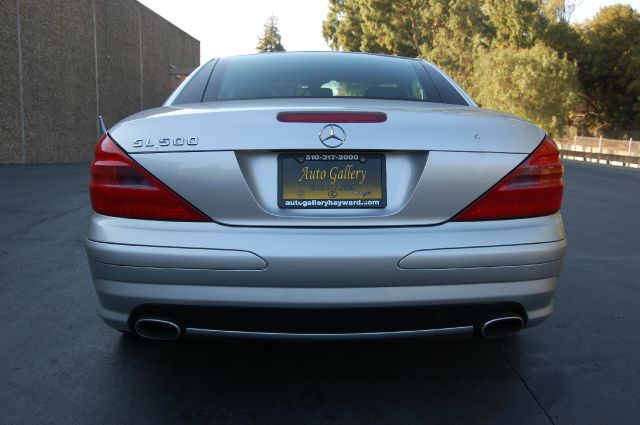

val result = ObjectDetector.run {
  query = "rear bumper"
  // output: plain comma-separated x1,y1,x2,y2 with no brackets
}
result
91,276,558,334
86,213,567,335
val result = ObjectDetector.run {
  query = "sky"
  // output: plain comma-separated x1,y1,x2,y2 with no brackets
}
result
137,0,640,63
571,0,640,21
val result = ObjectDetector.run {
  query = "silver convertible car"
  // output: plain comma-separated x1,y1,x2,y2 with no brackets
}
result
86,52,566,341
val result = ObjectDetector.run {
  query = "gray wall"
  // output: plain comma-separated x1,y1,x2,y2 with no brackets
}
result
0,0,199,164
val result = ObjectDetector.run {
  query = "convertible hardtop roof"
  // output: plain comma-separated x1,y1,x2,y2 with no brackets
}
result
209,51,422,62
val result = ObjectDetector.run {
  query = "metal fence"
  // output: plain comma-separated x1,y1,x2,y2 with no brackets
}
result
556,136,640,168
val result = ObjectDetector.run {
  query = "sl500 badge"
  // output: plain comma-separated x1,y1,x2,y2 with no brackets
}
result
133,137,199,148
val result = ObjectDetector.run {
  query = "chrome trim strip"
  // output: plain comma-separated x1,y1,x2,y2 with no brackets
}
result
185,325,474,340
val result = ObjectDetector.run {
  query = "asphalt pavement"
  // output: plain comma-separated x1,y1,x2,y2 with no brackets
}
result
0,161,639,425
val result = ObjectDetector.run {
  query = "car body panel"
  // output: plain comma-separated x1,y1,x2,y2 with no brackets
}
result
131,150,527,226
92,275,557,333
87,213,565,288
86,52,566,339
86,242,267,270
88,213,565,252
109,99,543,154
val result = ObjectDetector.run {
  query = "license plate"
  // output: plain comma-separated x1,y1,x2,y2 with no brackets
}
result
278,153,386,209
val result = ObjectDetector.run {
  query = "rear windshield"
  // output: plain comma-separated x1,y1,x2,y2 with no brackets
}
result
202,53,447,103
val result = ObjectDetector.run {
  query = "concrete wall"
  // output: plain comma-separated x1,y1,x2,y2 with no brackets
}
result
0,0,23,163
0,0,199,164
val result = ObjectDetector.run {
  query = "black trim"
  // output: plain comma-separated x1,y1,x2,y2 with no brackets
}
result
420,62,469,106
171,60,217,105
199,58,219,102
130,303,527,335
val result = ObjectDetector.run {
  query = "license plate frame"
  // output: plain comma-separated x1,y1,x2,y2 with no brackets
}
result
278,152,387,209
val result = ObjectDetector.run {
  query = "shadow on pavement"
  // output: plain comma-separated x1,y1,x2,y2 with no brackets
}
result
106,334,558,424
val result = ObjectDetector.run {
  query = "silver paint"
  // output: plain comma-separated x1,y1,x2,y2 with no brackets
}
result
86,53,565,337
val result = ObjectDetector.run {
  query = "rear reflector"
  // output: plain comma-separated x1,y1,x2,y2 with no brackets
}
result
90,135,210,222
453,136,564,221
277,111,387,123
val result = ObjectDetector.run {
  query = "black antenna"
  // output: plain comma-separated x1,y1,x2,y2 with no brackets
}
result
98,115,107,135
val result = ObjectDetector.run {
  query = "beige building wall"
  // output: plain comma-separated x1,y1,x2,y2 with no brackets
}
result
0,0,199,164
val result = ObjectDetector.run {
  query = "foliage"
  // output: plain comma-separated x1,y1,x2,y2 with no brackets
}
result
540,0,581,23
542,21,584,62
574,5,640,137
323,0,488,90
419,0,488,90
322,0,366,52
256,15,285,53
481,0,546,48
321,0,639,138
323,0,425,56
473,43,579,135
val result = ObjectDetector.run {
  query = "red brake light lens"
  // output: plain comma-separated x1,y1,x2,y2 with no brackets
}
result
277,112,387,123
453,136,564,221
89,135,210,221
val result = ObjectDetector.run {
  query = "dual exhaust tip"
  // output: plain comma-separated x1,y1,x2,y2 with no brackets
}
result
132,313,525,341
134,316,182,341
480,314,525,339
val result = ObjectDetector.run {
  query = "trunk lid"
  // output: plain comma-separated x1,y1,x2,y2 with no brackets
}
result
110,99,543,153
109,99,543,227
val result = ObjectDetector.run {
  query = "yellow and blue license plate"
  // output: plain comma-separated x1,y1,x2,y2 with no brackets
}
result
279,153,386,209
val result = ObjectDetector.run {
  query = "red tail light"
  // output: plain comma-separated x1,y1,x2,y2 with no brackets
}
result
453,136,564,221
89,135,210,221
277,111,387,123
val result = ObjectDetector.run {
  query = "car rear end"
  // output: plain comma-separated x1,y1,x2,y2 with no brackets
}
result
85,52,567,340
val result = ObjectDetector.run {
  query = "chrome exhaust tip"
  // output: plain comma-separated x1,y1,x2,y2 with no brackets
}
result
134,316,182,341
481,315,525,339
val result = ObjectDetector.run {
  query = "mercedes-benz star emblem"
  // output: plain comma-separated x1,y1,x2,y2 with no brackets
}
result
319,124,346,148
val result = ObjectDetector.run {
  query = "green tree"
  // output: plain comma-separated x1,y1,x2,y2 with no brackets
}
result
541,0,581,23
320,0,640,136
358,0,429,56
472,42,579,136
481,0,546,48
574,5,640,136
256,15,285,52
323,0,428,55
323,0,366,52
420,0,489,91
322,0,488,90
543,20,584,62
